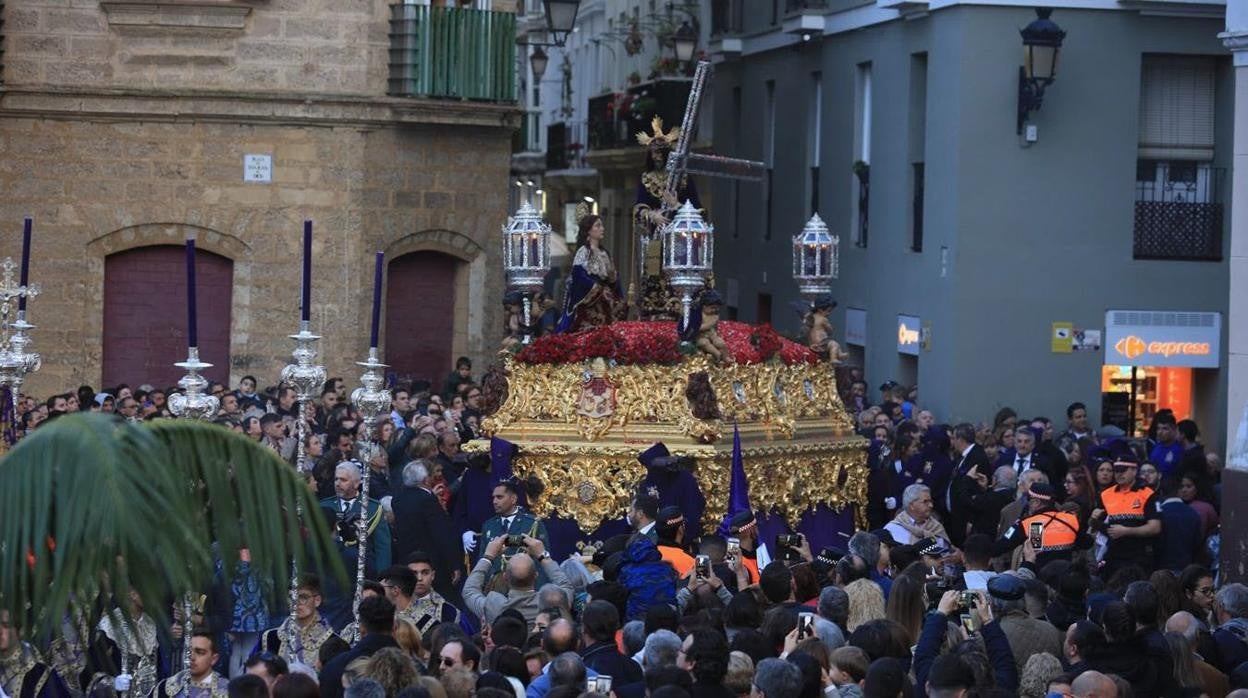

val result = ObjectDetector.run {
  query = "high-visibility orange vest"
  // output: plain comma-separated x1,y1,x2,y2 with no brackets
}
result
658,545,695,578
741,556,759,584
1101,485,1154,526
1021,510,1080,552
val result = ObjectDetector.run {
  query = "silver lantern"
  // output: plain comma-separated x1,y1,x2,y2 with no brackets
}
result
791,213,839,300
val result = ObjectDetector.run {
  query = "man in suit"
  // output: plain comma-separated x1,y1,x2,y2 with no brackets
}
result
946,423,990,547
628,492,661,543
966,466,1018,537
391,459,464,592
319,596,398,698
319,461,391,629
995,426,1051,479
476,479,550,579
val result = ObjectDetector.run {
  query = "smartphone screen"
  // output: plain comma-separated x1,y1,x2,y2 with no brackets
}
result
1029,521,1044,549
960,613,976,634
798,613,814,639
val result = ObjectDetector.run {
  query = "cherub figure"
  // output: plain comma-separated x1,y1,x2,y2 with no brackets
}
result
803,295,848,364
680,289,731,363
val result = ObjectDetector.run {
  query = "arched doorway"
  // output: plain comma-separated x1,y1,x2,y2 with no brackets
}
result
102,246,233,389
385,251,458,391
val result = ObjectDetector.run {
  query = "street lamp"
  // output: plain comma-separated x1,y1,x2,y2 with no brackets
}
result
673,21,697,63
1017,8,1066,134
543,0,581,39
530,46,549,81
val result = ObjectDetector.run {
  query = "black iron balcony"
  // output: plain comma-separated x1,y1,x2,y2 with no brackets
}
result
588,78,693,152
1133,161,1224,261
785,0,828,12
546,121,588,171
388,3,516,102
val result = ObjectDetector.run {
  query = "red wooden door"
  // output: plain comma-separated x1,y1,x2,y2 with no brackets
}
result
385,251,458,391
102,246,233,389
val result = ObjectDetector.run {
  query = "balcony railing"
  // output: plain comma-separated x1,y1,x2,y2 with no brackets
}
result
711,0,744,36
388,4,516,102
588,78,694,152
1133,161,1223,261
546,121,588,171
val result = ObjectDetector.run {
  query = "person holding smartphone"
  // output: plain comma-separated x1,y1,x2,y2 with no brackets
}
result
990,482,1086,569
913,589,1020,694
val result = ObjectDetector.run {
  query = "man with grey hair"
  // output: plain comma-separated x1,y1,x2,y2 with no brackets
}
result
391,458,462,595
640,629,682,669
538,584,571,615
1165,611,1230,696
547,652,587,691
812,616,845,650
885,483,948,545
818,586,849,634
464,533,574,627
849,531,893,598
1214,583,1248,671
752,657,803,697
320,461,392,583
1071,670,1116,698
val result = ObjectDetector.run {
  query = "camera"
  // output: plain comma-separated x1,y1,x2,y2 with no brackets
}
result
726,537,741,561
695,554,712,580
775,534,802,548
959,591,977,608
506,534,527,547
798,613,815,640
1029,522,1044,550
587,676,613,694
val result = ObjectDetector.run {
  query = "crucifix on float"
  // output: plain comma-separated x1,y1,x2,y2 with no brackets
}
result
631,59,766,320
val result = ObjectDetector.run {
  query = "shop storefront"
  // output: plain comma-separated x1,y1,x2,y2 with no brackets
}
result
1101,310,1221,437
897,314,920,389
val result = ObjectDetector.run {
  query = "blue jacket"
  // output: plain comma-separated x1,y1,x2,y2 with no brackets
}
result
618,536,676,621
913,612,1017,697
1156,498,1203,571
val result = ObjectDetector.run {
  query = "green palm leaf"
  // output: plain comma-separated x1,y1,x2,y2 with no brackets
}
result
0,413,343,638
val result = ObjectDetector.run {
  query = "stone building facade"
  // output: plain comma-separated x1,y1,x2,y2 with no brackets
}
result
0,0,518,395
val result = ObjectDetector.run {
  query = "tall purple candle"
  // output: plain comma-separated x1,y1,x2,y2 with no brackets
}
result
17,218,32,313
186,238,198,348
301,220,312,322
369,251,384,349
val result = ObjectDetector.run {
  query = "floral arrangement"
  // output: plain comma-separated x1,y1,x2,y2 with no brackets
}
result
515,321,818,366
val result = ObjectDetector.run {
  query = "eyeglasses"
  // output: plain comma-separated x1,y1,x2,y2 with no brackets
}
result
1195,587,1215,596
439,656,456,667
295,593,317,602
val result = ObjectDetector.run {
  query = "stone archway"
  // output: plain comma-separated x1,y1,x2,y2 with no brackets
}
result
383,230,487,392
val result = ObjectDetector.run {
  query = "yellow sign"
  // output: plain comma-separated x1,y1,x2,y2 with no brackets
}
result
1052,322,1073,353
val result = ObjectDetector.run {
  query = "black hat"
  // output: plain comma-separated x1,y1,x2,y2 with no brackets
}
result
638,442,670,468
729,509,756,534
658,506,684,528
915,537,949,557
869,528,898,547
502,290,524,306
987,574,1026,601
815,546,846,568
879,380,899,392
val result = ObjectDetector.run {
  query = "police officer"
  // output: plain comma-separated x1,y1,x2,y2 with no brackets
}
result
993,482,1084,568
475,478,550,578
1090,453,1160,576
655,505,694,578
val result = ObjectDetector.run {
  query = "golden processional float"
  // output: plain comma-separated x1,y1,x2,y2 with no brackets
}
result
472,198,867,535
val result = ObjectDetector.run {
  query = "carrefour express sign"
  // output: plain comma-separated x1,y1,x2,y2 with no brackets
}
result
1104,311,1221,368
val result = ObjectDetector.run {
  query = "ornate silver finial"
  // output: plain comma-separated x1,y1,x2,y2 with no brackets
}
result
0,257,42,410
348,346,391,621
167,348,219,421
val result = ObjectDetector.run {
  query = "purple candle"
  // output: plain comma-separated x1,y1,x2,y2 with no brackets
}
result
17,218,31,312
186,238,198,348
301,220,312,322
369,251,384,349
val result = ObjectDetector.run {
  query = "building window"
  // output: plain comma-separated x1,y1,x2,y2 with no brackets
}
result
853,62,872,247
808,71,822,216
1134,55,1221,261
911,162,925,253
764,79,776,241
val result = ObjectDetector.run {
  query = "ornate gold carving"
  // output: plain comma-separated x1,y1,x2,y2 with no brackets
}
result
475,356,868,531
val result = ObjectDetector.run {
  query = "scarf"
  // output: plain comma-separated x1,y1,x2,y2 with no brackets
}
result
889,510,949,542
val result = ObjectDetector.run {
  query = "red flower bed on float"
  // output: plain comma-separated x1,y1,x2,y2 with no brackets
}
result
514,321,819,366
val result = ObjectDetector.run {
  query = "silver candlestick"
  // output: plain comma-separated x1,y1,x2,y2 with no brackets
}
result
279,319,325,656
167,346,218,671
167,348,219,421
349,347,390,621
0,258,41,413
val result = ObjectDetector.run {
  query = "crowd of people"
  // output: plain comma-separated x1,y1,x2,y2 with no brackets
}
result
1,360,1245,698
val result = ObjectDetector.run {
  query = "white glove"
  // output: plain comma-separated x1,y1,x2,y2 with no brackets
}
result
114,674,133,692
885,497,897,510
462,531,477,553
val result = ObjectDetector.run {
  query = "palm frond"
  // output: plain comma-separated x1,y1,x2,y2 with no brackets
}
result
0,414,342,638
